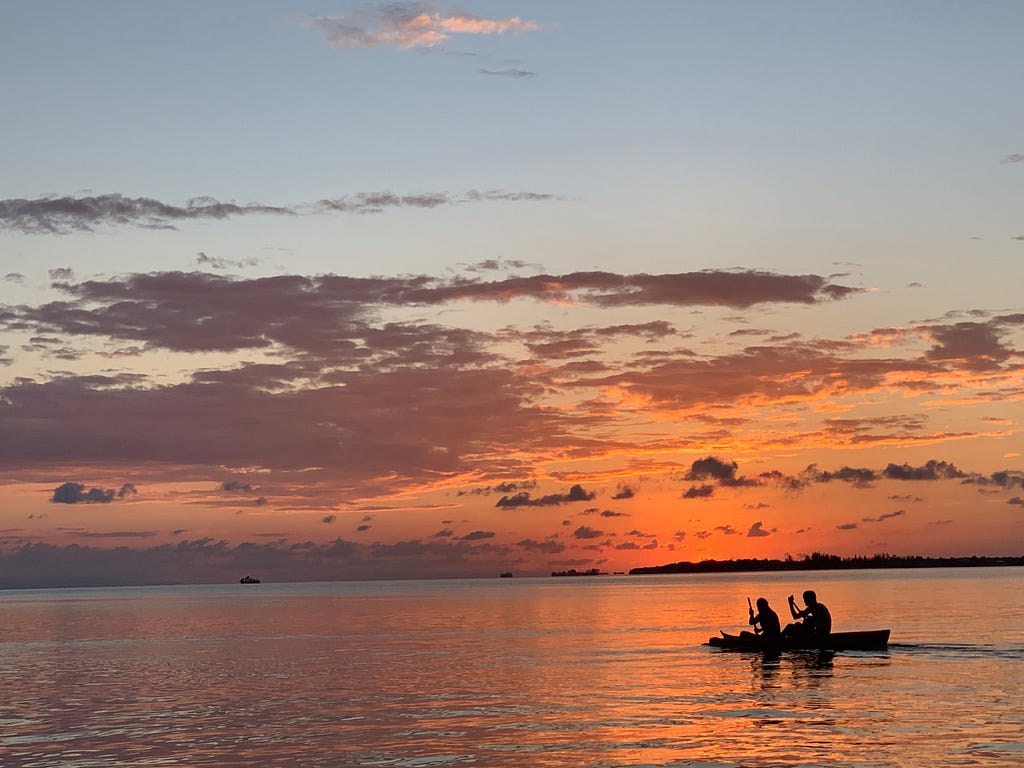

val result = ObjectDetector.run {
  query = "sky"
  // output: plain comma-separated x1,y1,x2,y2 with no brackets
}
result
1,1,1023,587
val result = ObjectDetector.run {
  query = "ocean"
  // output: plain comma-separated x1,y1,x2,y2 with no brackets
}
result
0,568,1021,767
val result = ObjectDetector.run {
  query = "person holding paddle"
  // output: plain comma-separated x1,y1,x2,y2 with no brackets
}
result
783,589,831,639
740,596,781,640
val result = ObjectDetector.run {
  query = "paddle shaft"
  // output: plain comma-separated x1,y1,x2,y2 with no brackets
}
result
748,597,760,634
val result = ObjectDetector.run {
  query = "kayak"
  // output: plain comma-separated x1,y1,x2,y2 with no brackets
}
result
707,629,890,651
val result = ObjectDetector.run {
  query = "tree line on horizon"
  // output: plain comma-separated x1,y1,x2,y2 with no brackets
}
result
628,552,1024,575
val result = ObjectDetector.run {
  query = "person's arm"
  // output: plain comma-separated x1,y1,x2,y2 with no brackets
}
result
788,594,804,620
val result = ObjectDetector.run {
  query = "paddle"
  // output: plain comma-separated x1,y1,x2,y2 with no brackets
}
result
748,596,761,634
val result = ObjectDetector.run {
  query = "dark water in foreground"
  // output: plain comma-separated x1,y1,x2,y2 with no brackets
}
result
0,568,1021,767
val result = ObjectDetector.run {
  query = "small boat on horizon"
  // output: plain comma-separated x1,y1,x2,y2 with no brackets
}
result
239,576,260,584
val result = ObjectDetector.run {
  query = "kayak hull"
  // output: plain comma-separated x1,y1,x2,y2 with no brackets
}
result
708,629,890,652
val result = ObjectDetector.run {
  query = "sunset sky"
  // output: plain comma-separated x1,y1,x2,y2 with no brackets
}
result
2,1,1023,587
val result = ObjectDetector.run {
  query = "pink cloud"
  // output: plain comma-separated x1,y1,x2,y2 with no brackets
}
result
307,4,539,51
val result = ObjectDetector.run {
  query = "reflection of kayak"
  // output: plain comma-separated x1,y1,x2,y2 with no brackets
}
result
708,629,890,651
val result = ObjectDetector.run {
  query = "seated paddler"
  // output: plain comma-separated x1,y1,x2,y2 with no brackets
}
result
783,590,832,639
739,597,781,640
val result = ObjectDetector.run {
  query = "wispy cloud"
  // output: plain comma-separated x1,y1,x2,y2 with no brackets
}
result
460,530,495,541
479,68,536,79
305,3,539,51
1001,153,1024,164
0,194,293,235
0,190,559,235
319,189,559,213
197,252,262,271
862,510,905,523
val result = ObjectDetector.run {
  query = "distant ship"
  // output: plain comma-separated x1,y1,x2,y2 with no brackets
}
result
239,576,260,584
500,571,514,578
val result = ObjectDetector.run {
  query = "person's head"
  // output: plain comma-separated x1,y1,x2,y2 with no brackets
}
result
803,590,817,606
756,597,769,611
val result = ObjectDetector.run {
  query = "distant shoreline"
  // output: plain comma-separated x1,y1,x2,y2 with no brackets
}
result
629,553,1024,575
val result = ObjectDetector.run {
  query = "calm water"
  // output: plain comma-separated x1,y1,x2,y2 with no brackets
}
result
1,569,1022,768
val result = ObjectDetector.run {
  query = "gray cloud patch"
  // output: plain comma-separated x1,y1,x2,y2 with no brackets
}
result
962,470,1024,490
1,194,294,235
516,538,566,553
496,484,596,507
48,267,75,281
479,68,536,78
51,481,133,504
460,530,495,541
683,484,714,499
197,252,262,271
686,456,738,482
685,456,759,487
220,481,254,493
318,190,558,213
862,509,905,523
922,322,1012,371
612,485,635,500
317,192,449,212
882,460,964,481
803,464,878,486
